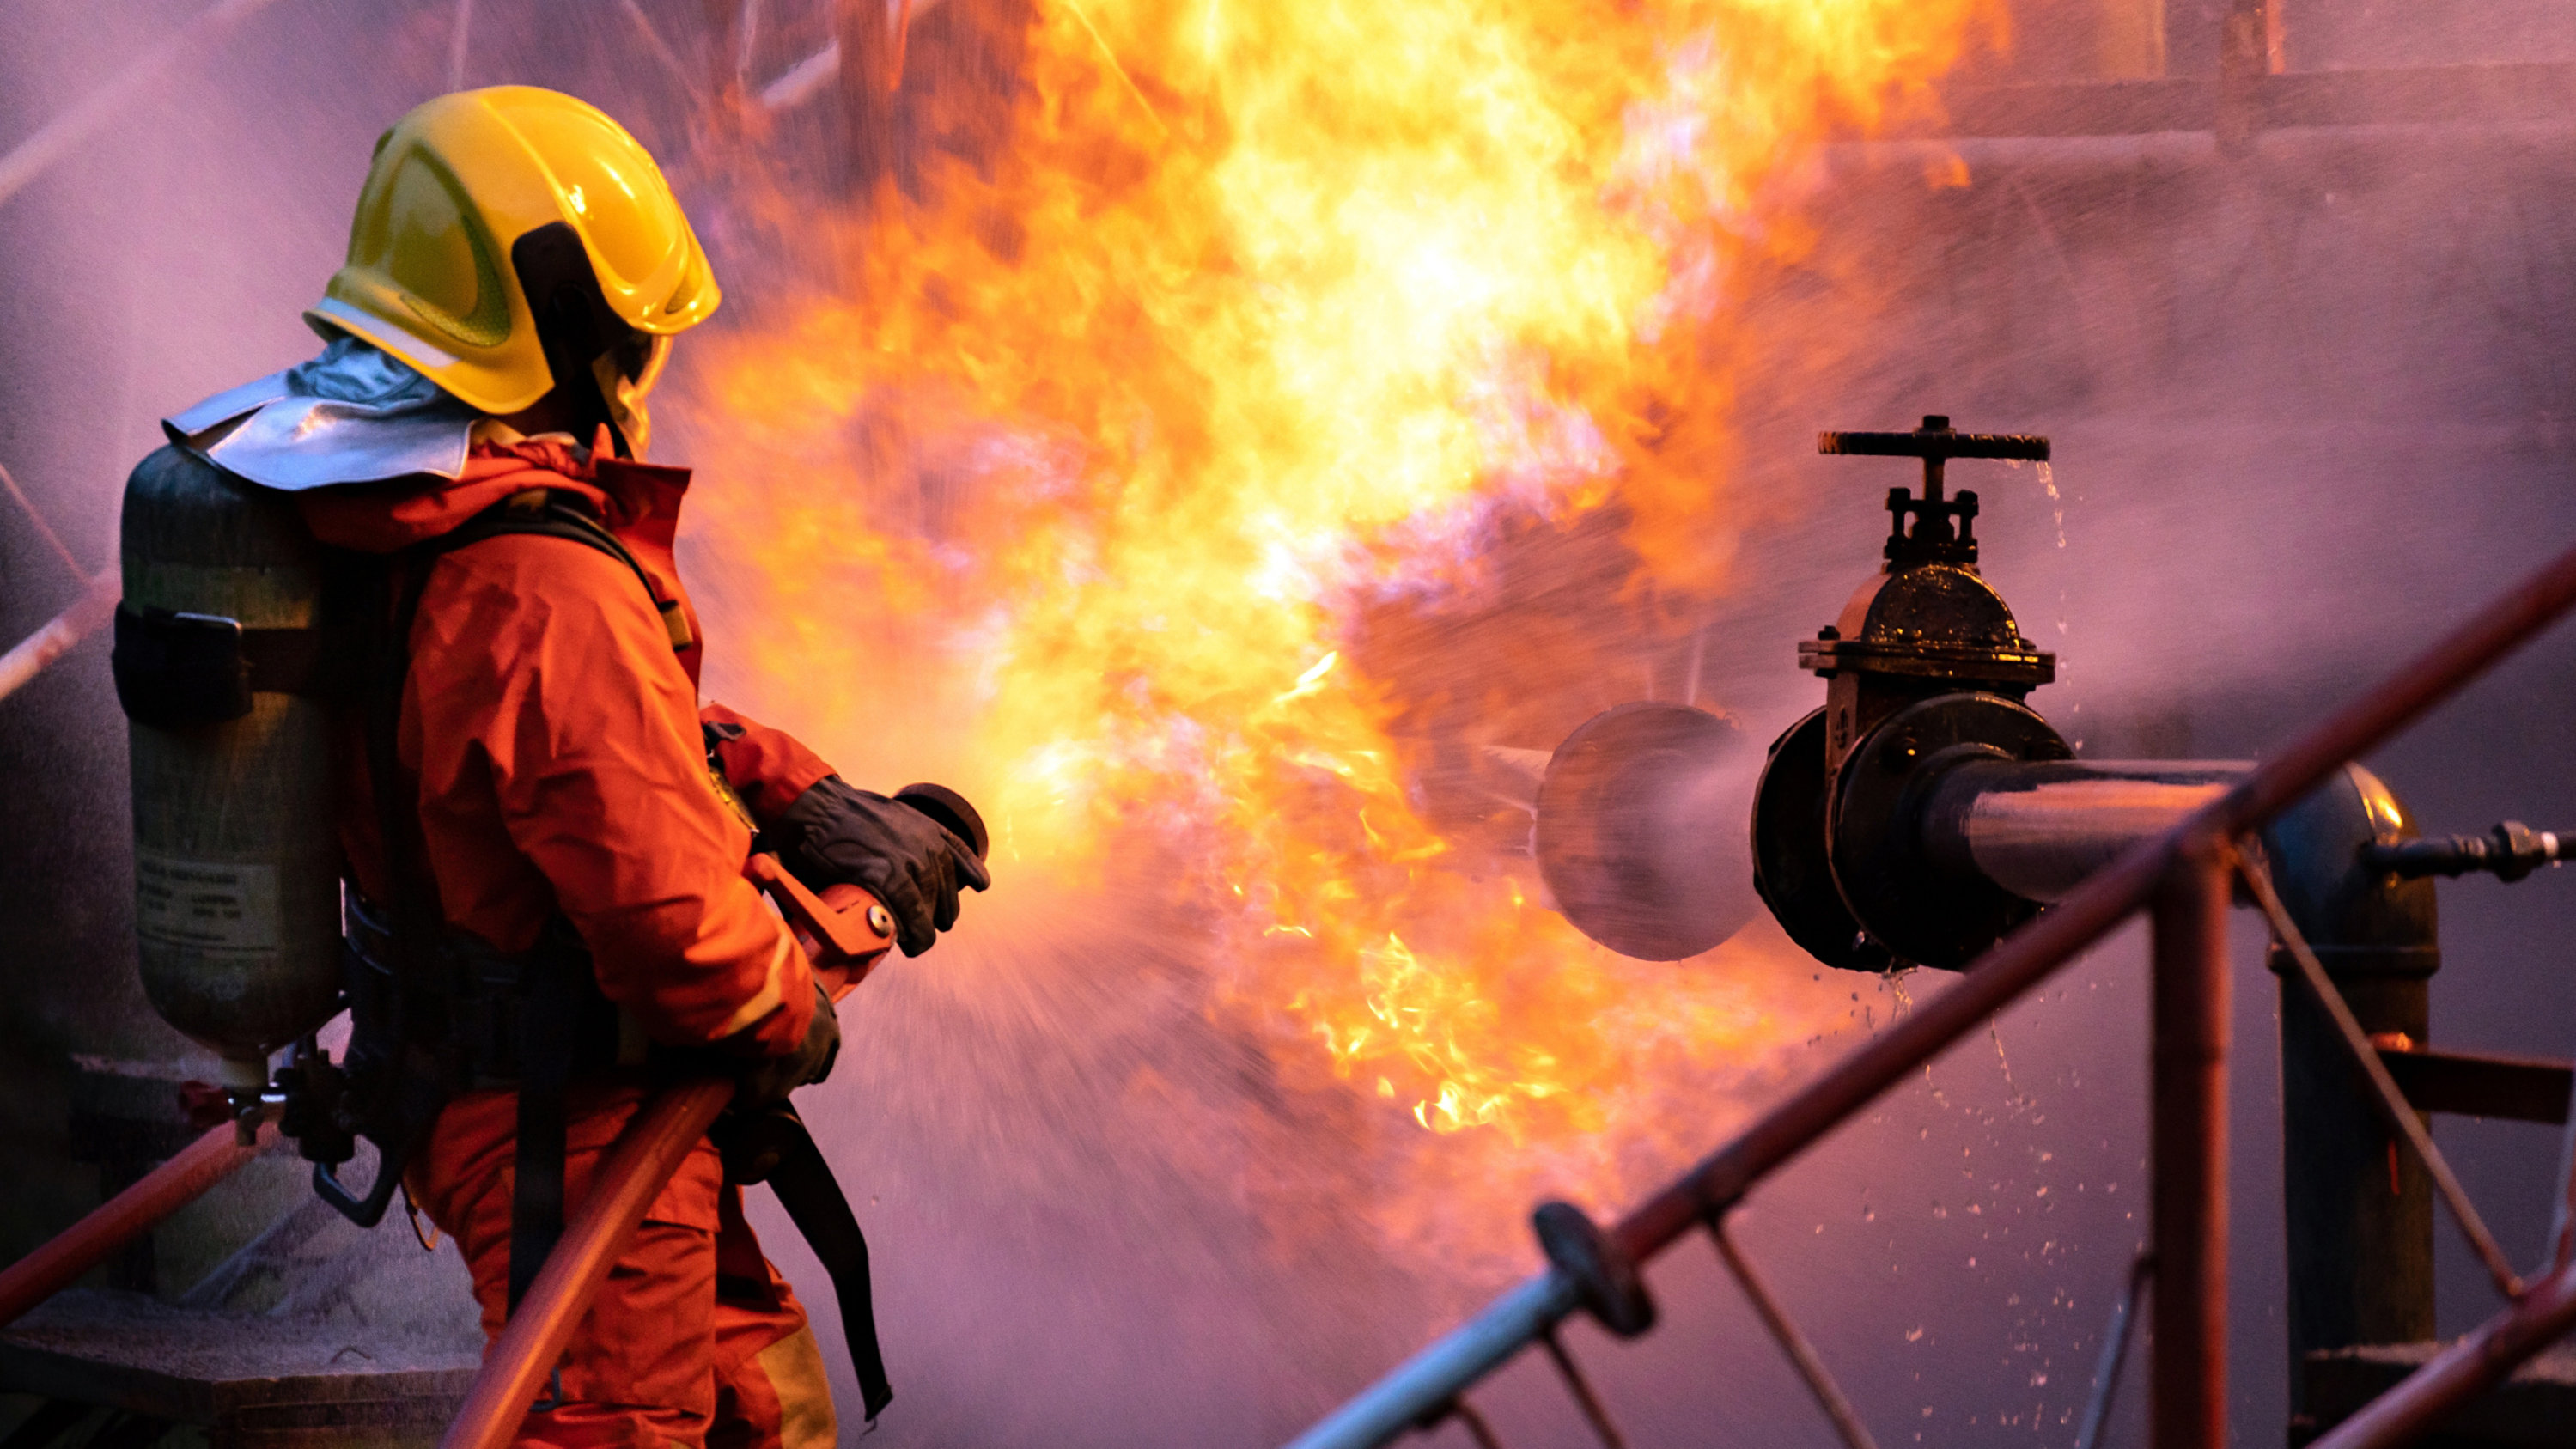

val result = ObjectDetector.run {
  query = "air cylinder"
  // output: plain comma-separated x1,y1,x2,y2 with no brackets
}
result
116,446,343,1097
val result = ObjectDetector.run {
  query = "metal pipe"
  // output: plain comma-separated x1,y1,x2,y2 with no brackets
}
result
2243,854,2522,1299
440,1080,734,1449
1537,1331,1628,1449
1279,537,2576,1449
0,571,119,706
0,1115,276,1329
2262,764,2439,1391
0,460,90,581
2365,822,2571,881
1709,1216,1879,1449
1448,1400,1506,1449
2549,1068,2576,1275
1920,759,2245,902
2150,847,2231,1449
2307,1254,2576,1449
1279,1274,1580,1449
2074,1254,2153,1449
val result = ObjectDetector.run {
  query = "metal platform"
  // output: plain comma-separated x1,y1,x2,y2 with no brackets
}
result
0,1289,475,1448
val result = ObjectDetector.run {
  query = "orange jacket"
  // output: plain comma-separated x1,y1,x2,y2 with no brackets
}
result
304,439,828,1054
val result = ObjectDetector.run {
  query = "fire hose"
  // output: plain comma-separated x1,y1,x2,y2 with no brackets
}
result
439,1078,737,1449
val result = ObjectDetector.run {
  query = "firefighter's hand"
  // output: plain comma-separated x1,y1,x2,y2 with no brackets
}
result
734,983,841,1109
774,776,991,956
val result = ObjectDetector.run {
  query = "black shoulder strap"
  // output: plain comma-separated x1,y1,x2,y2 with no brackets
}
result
714,1105,896,1422
431,490,695,652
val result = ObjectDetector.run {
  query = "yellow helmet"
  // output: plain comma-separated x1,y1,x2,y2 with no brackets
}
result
309,86,718,439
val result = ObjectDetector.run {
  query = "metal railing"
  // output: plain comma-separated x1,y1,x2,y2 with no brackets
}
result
1283,540,2576,1449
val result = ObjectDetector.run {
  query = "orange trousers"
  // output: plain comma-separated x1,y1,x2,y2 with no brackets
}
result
408,1080,837,1449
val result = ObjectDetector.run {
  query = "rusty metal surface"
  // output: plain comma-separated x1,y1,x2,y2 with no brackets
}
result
2378,1046,2574,1126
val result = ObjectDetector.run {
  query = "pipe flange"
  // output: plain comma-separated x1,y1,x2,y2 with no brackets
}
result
1751,709,1895,973
1830,692,2069,970
1532,1201,1656,1338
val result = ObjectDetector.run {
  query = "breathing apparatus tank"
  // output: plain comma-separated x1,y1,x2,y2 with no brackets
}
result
113,445,346,1108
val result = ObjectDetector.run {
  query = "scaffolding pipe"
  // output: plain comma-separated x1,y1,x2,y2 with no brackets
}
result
439,1079,735,1449
0,1115,277,1330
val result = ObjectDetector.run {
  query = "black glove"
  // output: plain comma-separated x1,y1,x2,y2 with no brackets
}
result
773,776,992,957
731,983,841,1110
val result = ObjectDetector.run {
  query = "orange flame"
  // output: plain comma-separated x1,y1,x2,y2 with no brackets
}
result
681,0,1991,1251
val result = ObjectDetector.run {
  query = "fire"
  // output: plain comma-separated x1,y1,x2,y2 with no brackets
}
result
679,0,1992,1249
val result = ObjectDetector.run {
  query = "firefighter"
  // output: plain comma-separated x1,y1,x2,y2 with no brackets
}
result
152,88,988,1446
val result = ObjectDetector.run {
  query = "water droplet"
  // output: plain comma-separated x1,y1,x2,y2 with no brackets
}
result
2036,461,2066,548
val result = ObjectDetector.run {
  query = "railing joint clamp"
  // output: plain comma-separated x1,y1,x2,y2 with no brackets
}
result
1532,1202,1655,1338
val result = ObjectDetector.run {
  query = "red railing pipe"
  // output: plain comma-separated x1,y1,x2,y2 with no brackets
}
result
0,1116,277,1329
2151,848,2232,1449
439,1079,735,1449
0,570,117,707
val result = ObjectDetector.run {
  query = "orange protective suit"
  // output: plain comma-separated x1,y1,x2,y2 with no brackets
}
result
305,437,840,1449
